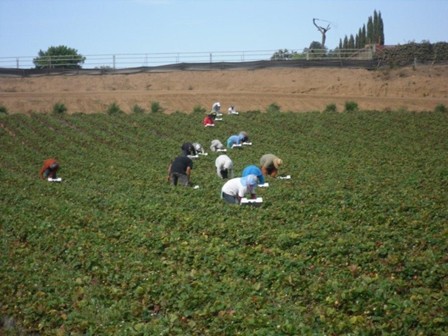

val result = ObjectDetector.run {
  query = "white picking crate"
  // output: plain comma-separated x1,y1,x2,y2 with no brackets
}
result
277,175,291,179
205,124,215,127
48,177,62,182
198,152,208,156
215,118,223,121
216,148,227,152
240,197,263,207
258,183,269,187
188,155,199,159
242,142,252,146
232,144,242,148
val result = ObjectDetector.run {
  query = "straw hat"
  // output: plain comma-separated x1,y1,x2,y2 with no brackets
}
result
273,158,283,169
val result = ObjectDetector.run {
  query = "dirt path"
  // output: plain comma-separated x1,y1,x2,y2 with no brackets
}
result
1,66,447,114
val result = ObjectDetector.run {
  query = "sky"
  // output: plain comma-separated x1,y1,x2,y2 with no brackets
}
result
1,0,447,67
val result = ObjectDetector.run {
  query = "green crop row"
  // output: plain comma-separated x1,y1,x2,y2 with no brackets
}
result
1,110,448,335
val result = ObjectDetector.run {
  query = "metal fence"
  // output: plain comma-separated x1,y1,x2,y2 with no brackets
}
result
0,48,372,70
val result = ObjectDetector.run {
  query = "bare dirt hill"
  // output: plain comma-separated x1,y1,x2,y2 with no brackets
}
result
1,65,447,114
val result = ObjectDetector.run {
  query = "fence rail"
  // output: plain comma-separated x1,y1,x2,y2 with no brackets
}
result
0,48,374,70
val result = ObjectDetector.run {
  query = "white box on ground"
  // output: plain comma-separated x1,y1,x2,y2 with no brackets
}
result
277,175,291,179
229,112,239,115
242,142,252,146
240,197,263,207
258,183,269,187
232,144,242,148
48,177,62,182
199,152,208,156
188,155,199,159
215,118,223,121
205,124,215,127
216,113,223,117
217,148,227,152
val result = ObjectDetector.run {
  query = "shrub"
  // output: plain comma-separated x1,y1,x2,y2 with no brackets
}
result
434,104,447,113
151,101,164,113
0,105,8,114
344,101,358,112
52,102,67,114
107,102,124,115
266,103,281,114
324,103,338,113
132,104,145,114
192,105,206,114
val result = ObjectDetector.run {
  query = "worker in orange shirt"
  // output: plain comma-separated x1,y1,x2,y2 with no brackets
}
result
40,158,59,180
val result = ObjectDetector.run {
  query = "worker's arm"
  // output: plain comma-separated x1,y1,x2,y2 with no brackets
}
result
186,166,191,184
167,164,172,181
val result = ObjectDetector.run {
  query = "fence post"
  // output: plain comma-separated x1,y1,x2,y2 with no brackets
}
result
113,55,116,69
16,58,19,69
210,53,212,63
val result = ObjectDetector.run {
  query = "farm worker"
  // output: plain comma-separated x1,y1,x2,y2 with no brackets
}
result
212,102,221,113
215,154,234,179
228,105,237,114
39,158,59,180
260,154,283,178
203,114,215,126
220,174,258,204
242,165,265,185
181,142,196,156
167,156,193,186
226,131,249,148
193,142,205,155
210,139,225,152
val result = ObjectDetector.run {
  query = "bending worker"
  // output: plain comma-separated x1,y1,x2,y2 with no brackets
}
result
167,155,193,186
210,139,225,152
40,158,59,180
221,174,258,204
227,131,249,148
215,154,234,179
242,165,265,185
260,154,283,178
181,142,197,156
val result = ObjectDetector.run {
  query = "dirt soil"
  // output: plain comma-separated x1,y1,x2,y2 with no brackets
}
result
1,65,447,114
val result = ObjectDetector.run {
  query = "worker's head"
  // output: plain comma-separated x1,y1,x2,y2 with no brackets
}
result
50,162,59,170
273,158,283,169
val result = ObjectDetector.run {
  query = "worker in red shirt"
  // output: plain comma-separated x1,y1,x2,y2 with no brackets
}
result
40,158,59,180
203,113,215,126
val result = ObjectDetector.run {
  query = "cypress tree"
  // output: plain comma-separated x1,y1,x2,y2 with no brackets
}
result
367,16,373,44
349,34,355,49
378,11,385,45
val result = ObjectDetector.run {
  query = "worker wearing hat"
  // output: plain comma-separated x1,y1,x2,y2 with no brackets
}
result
260,154,283,178
220,174,258,204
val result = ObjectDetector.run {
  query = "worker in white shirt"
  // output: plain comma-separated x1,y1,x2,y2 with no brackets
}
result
220,174,258,204
215,154,234,179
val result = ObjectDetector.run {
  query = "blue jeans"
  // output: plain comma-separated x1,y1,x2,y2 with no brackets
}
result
45,169,57,179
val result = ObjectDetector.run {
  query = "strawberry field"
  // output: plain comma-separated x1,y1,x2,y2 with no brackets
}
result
1,109,448,335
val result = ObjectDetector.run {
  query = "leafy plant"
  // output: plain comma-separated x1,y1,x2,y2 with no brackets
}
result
107,102,124,115
344,100,358,112
52,102,67,114
150,101,164,113
0,105,8,114
131,104,145,114
266,102,281,114
434,104,447,113
192,105,206,114
324,103,338,113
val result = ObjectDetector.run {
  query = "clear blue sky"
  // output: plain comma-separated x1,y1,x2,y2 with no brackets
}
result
1,0,447,57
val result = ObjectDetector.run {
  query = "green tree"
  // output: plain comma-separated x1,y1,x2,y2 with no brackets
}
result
33,45,86,69
367,16,374,44
270,49,298,61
